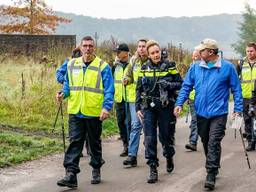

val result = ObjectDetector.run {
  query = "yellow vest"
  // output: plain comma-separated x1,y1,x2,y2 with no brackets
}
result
114,64,125,103
67,56,108,116
241,61,256,99
189,89,195,100
125,58,144,102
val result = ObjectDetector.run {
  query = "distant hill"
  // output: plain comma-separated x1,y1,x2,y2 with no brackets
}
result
55,12,242,57
0,6,241,58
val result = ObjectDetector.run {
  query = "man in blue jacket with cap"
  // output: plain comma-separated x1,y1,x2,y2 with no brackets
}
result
174,38,243,190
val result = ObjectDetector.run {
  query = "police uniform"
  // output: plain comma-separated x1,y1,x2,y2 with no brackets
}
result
136,59,182,174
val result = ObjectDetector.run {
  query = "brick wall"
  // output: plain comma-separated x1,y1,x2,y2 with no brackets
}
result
0,34,76,58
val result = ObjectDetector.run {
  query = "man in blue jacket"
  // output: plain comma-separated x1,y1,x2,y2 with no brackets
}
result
56,46,82,84
174,38,243,190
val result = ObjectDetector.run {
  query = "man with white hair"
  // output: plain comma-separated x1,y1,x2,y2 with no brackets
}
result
174,38,243,190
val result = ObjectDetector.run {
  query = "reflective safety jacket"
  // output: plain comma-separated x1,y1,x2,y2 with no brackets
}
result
240,60,256,99
124,56,146,102
189,89,195,101
113,61,129,103
67,56,108,117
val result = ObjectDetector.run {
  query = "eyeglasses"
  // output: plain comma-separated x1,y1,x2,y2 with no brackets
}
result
81,44,93,48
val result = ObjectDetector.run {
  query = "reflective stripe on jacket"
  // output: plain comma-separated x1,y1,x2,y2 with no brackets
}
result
241,61,256,99
114,64,125,103
125,58,143,102
67,56,107,116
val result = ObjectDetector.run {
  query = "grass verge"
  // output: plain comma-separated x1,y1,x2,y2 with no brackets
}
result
0,59,119,168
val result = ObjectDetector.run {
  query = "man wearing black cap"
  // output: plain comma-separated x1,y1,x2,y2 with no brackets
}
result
113,43,131,157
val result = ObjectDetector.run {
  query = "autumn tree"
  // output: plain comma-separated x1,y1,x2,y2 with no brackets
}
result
0,0,71,34
232,3,256,56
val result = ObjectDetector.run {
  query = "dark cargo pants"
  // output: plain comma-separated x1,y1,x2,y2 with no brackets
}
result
64,115,104,174
115,100,131,147
143,105,175,167
197,114,227,173
243,99,256,142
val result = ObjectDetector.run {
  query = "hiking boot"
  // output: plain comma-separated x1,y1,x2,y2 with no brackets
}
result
185,143,197,151
204,172,216,190
246,142,255,151
147,166,158,184
123,156,137,167
120,146,128,157
166,157,174,173
57,172,77,188
91,169,101,184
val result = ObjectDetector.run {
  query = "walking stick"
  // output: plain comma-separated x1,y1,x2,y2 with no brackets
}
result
52,101,66,153
185,104,190,123
232,115,251,169
239,128,251,169
52,104,61,133
60,101,66,153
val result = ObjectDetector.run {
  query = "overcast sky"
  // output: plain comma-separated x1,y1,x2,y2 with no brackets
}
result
1,0,256,19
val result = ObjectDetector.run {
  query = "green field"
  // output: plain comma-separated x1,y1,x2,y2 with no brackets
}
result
0,59,118,168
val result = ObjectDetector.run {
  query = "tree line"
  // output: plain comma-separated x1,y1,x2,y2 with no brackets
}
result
0,0,255,57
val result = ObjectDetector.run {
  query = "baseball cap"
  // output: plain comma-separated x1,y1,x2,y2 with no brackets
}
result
197,38,218,51
113,43,129,52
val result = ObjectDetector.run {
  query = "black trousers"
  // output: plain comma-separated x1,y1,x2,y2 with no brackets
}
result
115,100,131,146
64,115,104,174
169,102,176,145
197,115,227,172
143,104,175,167
243,99,254,142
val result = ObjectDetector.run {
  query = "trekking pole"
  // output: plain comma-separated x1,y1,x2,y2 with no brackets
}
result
239,128,251,169
185,104,190,123
60,101,66,153
52,103,61,133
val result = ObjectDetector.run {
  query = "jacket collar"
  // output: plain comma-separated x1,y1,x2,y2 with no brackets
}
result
199,57,222,69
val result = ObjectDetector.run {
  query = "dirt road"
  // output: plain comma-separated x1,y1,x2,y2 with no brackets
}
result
1,116,256,192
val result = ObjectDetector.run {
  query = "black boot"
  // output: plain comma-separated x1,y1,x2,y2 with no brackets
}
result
246,142,255,151
91,169,101,184
166,157,174,173
185,143,197,151
57,172,77,188
123,156,137,167
120,146,128,157
147,165,158,184
204,172,216,190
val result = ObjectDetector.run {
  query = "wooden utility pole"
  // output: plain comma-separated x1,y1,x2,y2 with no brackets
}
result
94,32,99,48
